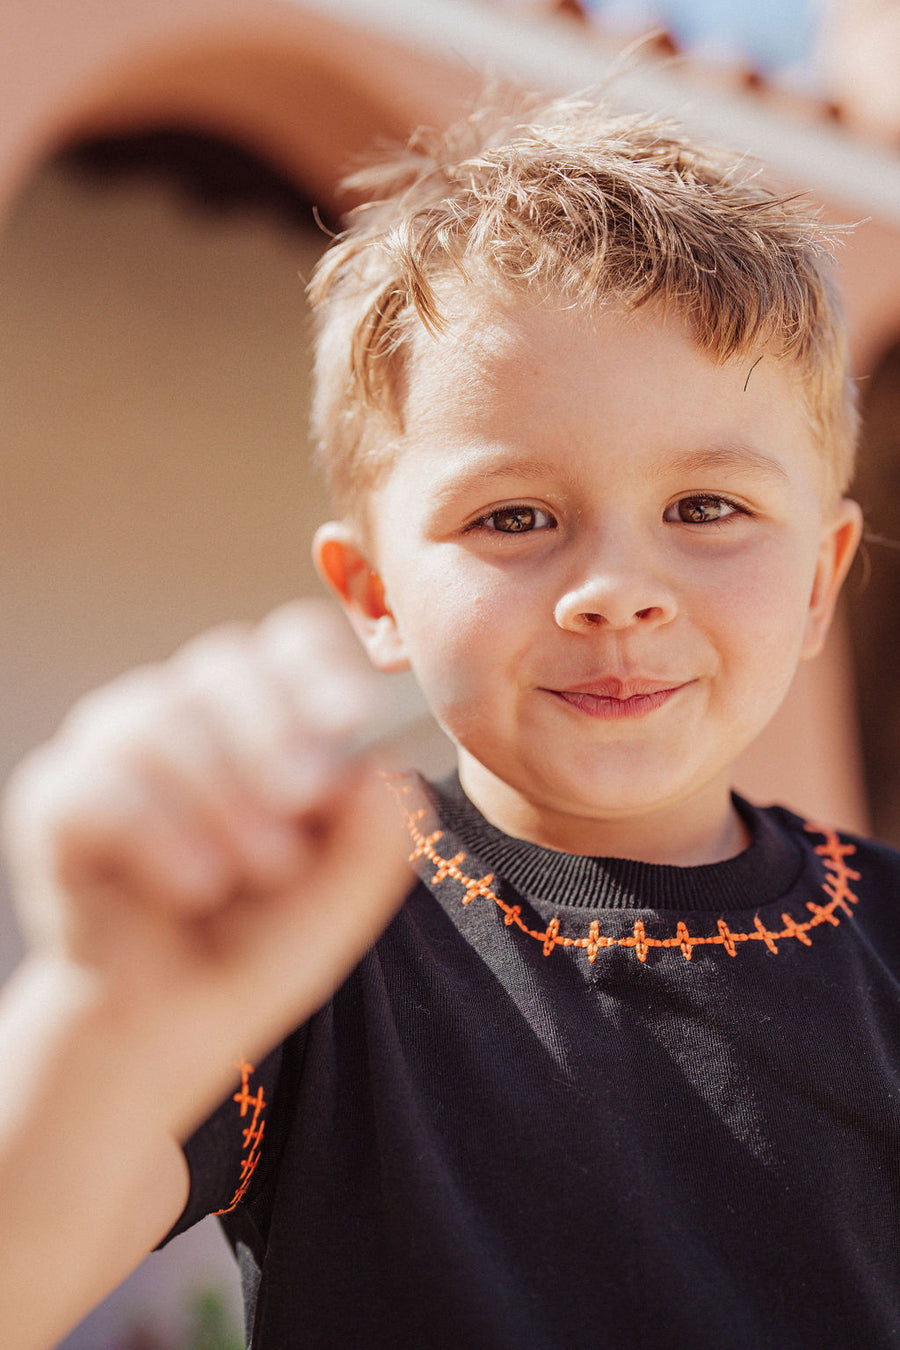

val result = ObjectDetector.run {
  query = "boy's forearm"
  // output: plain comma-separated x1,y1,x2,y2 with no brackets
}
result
0,604,417,1346
0,953,193,1350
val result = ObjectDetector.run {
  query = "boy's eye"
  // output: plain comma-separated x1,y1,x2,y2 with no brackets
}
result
666,495,739,525
476,505,555,533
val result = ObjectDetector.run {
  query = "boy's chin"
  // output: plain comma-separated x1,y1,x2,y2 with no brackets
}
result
458,756,744,862
459,749,731,823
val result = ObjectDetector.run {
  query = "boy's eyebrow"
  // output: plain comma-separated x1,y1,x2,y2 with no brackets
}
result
657,446,791,483
428,456,569,503
426,446,791,509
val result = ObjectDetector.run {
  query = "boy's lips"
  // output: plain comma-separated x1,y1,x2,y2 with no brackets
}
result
545,677,692,719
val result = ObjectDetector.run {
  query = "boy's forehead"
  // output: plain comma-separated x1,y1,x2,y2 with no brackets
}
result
408,284,530,372
388,286,828,501
403,285,613,421
405,285,707,388
403,288,784,420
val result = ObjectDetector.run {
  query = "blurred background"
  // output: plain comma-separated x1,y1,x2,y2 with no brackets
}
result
1,0,899,1344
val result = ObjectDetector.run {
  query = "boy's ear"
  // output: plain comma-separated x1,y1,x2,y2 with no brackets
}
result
801,497,864,661
312,522,410,673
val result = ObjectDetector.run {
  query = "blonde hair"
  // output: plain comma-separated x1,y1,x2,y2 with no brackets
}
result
308,95,857,515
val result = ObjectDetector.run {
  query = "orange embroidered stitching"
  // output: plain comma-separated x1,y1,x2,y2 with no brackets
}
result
389,779,861,965
213,1057,267,1215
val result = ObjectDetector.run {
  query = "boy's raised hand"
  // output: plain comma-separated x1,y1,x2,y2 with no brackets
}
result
0,600,418,1349
2,600,414,1129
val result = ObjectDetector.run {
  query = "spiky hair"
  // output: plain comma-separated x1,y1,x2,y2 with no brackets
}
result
308,94,857,515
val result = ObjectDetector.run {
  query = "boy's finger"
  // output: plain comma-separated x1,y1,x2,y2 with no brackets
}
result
257,599,381,735
256,601,431,779
52,662,309,906
3,745,235,945
128,709,311,901
169,622,361,813
218,765,415,1045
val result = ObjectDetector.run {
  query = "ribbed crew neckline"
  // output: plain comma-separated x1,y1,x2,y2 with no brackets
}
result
423,774,805,913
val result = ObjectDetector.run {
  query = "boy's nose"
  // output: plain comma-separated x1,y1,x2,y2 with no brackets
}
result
553,567,678,633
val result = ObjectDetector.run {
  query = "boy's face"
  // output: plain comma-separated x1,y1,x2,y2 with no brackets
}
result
319,293,860,861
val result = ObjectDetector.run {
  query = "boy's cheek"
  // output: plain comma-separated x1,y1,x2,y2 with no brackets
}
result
697,543,814,630
387,564,501,654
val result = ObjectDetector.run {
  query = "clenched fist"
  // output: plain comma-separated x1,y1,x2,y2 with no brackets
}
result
2,601,419,1083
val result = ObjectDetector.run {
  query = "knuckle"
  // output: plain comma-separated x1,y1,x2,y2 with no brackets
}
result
259,598,356,661
1,745,55,847
174,621,253,673
61,666,169,745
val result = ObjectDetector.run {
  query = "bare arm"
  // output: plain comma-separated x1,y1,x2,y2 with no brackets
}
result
0,602,413,1349
0,956,190,1350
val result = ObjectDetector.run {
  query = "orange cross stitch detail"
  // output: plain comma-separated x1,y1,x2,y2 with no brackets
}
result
213,1057,267,1215
388,779,860,966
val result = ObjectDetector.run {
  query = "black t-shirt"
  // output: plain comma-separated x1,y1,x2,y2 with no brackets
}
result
169,775,900,1348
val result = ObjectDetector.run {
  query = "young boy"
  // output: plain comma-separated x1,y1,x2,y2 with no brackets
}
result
1,96,897,1350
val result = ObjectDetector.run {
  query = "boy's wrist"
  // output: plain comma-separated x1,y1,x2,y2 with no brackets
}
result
1,951,240,1142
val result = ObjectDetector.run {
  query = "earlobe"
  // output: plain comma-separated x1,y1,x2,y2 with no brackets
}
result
312,522,410,672
801,498,864,660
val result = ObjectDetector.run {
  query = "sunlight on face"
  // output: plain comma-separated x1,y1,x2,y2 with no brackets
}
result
363,295,860,862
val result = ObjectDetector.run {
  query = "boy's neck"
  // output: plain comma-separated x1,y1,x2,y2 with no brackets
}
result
455,755,750,866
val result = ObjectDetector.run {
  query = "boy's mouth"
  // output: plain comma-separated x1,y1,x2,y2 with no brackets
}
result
547,678,690,719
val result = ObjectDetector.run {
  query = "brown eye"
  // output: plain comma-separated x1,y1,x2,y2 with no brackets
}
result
671,496,735,524
491,506,538,532
469,504,556,535
485,507,555,531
